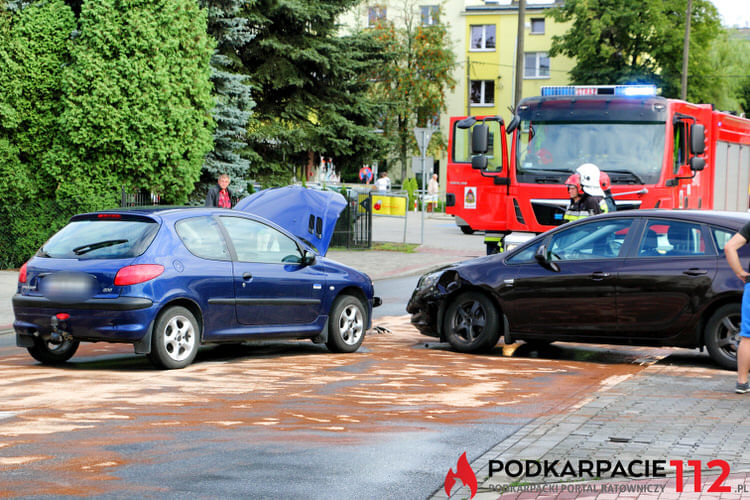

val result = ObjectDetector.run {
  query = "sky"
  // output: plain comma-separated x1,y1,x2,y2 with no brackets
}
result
710,0,750,28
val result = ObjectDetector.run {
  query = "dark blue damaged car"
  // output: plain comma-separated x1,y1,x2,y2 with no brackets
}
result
13,186,380,369
407,209,750,370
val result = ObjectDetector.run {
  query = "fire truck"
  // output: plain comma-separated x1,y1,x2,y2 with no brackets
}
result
445,84,750,253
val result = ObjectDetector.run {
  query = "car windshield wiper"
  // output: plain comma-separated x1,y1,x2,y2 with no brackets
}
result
73,239,128,255
606,170,645,184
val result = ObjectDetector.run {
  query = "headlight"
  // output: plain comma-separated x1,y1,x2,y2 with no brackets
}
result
417,271,442,290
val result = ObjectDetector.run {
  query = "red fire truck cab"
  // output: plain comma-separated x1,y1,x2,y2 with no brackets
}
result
446,85,750,253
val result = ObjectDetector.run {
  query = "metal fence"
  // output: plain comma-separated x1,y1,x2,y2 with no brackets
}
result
331,190,372,249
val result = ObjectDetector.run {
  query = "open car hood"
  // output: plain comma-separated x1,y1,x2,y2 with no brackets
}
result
234,186,346,256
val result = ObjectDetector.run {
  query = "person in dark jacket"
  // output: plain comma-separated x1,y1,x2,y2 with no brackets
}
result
205,174,232,208
563,173,601,222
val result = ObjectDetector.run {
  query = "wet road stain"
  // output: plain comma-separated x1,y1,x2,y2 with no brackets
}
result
0,316,676,496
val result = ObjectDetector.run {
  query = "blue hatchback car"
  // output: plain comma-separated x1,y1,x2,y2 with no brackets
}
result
13,186,380,369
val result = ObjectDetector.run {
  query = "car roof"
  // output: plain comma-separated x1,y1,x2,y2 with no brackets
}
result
593,209,750,227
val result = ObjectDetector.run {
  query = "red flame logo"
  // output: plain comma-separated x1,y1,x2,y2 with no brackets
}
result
444,452,477,498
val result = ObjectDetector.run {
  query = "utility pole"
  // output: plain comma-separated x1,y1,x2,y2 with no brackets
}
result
466,57,471,115
513,0,526,107
681,0,692,100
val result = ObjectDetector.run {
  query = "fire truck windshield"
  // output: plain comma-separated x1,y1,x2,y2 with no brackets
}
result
516,121,665,185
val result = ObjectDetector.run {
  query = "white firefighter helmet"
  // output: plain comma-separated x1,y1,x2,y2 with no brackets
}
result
576,163,604,197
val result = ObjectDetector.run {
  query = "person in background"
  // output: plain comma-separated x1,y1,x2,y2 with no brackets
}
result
599,171,617,213
375,171,391,192
205,173,233,208
723,224,750,393
427,173,439,213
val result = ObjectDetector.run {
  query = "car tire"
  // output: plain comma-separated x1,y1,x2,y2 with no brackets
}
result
460,225,475,235
27,337,79,364
444,291,500,353
705,303,740,371
148,306,199,369
326,295,366,353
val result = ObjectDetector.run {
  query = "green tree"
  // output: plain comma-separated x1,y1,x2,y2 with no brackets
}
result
698,29,750,112
0,1,76,267
198,0,255,198
367,3,456,181
239,0,387,185
57,0,215,206
548,0,720,100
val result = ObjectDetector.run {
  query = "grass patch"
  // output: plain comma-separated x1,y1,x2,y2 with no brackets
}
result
372,242,418,253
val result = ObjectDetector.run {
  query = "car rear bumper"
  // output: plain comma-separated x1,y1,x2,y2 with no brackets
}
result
13,294,156,344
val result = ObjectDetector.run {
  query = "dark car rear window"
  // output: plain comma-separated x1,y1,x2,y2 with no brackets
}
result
38,217,159,259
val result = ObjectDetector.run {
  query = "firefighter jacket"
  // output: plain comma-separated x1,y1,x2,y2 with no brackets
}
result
564,194,602,222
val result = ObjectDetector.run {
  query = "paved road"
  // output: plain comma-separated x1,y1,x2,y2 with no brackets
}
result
0,315,665,499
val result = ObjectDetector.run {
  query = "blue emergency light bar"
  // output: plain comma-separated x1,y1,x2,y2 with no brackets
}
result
541,85,657,97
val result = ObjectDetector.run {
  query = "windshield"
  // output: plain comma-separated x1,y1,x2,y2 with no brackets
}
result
39,219,159,259
516,121,665,184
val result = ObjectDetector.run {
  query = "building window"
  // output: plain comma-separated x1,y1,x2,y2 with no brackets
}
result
524,52,550,78
470,80,495,105
368,5,386,27
470,25,496,50
420,5,439,26
530,18,545,34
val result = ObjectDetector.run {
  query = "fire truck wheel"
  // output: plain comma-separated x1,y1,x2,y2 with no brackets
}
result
444,291,500,353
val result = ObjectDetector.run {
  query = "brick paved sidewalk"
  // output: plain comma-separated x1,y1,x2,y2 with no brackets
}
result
435,361,750,499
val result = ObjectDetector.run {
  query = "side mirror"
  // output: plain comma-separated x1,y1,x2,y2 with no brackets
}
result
471,124,488,154
457,117,477,129
506,115,520,134
302,250,316,266
690,156,706,171
471,155,488,170
690,124,705,155
534,244,560,272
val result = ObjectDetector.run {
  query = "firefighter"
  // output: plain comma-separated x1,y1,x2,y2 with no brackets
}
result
563,164,605,222
599,171,617,213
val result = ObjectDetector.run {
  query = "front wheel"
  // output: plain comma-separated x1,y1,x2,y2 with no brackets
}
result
148,306,199,369
705,303,740,370
443,291,500,353
327,295,366,353
27,336,79,364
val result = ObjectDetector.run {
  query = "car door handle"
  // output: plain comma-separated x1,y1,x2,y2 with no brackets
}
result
242,272,253,280
683,269,707,276
591,272,611,280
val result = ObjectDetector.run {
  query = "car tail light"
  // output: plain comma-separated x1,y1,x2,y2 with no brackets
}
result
18,262,28,283
97,214,122,219
114,264,164,286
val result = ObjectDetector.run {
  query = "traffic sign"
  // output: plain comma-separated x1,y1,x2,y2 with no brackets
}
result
414,127,434,156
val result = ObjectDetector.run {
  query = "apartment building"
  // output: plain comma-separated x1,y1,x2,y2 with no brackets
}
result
340,0,573,183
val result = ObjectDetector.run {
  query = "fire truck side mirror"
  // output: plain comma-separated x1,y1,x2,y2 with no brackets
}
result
507,115,521,133
690,124,705,155
690,156,706,171
472,124,489,154
472,155,488,170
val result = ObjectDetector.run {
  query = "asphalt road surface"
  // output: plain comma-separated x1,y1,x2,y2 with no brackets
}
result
0,307,676,499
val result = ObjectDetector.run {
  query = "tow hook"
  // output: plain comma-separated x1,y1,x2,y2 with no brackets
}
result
49,314,73,344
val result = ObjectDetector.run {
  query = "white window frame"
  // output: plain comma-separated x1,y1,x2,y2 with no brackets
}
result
420,5,439,26
524,52,550,79
470,80,495,106
530,18,545,35
470,25,496,51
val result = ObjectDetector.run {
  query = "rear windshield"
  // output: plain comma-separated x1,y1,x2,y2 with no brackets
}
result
38,218,159,259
